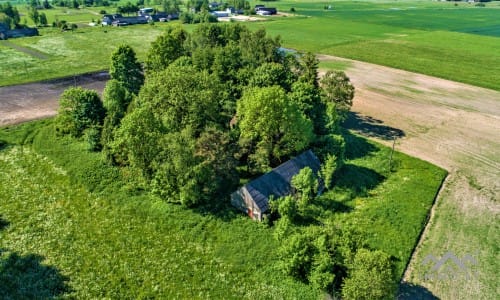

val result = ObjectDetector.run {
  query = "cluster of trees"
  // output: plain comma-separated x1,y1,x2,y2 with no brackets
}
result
269,167,397,299
0,3,22,29
28,7,48,26
53,23,397,297
116,1,139,15
56,23,354,207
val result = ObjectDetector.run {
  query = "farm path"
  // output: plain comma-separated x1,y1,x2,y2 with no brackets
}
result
318,55,499,299
0,72,108,127
0,40,50,59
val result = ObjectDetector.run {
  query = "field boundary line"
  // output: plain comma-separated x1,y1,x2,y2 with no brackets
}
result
0,40,50,60
400,172,450,283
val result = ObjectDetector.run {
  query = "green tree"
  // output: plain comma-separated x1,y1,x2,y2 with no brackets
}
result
278,231,316,282
299,52,319,87
342,249,396,300
291,167,318,207
111,105,164,178
38,12,47,26
102,79,131,126
194,127,239,199
110,45,144,95
28,7,39,25
289,81,326,134
145,26,187,73
309,249,335,291
138,64,224,134
320,154,338,190
150,127,199,205
277,195,298,221
42,0,51,9
320,71,355,124
248,62,295,92
151,126,239,206
56,87,105,137
239,28,281,68
237,86,314,172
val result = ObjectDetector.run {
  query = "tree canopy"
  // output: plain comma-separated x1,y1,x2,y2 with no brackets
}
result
110,45,144,95
237,86,314,171
56,87,105,137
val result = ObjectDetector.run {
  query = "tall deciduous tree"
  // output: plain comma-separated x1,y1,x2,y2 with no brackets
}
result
56,87,105,137
111,105,164,178
299,52,319,87
248,62,295,92
110,45,144,95
39,12,47,26
289,81,326,134
145,26,187,73
320,71,355,124
28,7,39,25
138,65,224,134
237,86,314,172
102,79,131,125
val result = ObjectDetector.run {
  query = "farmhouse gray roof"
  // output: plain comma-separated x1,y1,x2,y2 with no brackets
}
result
244,150,321,212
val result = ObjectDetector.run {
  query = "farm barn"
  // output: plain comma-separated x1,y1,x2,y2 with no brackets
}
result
231,150,321,221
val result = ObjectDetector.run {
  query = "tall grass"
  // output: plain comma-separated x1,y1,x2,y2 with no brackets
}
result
0,119,446,297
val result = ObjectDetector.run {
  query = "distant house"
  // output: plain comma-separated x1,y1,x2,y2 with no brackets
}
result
231,150,322,221
255,5,277,15
102,14,148,26
138,7,154,16
211,9,230,18
256,7,277,15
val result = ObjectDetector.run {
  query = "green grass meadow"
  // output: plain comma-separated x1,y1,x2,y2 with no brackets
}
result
0,120,446,298
1,0,500,89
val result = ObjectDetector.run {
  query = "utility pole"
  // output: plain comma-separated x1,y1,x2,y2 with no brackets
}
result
389,135,396,172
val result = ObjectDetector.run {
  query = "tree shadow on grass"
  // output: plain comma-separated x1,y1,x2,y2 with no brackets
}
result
0,139,7,151
335,163,386,198
342,129,379,160
0,215,8,230
344,112,405,141
0,250,70,299
397,282,439,300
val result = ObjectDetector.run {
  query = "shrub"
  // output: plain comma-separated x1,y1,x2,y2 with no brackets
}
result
84,126,102,151
56,87,105,137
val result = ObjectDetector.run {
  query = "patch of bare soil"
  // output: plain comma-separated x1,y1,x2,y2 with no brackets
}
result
0,72,108,127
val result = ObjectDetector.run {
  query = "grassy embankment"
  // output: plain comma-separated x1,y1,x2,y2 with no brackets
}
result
0,119,446,298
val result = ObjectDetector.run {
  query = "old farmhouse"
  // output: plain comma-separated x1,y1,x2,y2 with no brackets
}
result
231,150,321,221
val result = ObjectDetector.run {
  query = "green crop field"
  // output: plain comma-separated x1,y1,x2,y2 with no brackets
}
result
0,119,446,298
245,0,500,90
1,0,500,89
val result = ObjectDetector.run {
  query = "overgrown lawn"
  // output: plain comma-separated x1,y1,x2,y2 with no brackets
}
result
0,120,446,297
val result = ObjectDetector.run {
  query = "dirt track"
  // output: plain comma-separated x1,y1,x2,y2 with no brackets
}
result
0,72,108,127
0,57,499,298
